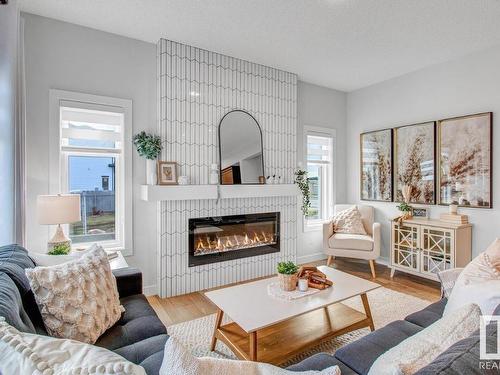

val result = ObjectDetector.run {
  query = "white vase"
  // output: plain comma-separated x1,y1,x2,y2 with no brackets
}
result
209,164,219,185
146,159,157,185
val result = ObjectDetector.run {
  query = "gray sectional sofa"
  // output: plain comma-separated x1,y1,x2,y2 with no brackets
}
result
288,296,499,374
0,244,497,374
0,244,168,374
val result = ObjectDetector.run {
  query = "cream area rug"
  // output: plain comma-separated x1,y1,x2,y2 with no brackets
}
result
167,287,431,367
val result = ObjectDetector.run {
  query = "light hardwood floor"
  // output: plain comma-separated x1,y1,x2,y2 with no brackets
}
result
147,258,441,327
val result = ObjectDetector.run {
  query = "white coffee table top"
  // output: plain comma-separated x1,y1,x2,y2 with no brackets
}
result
205,266,380,332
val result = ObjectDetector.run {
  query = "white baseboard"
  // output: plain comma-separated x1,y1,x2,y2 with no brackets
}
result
376,257,390,266
143,284,158,296
296,253,390,267
297,252,328,264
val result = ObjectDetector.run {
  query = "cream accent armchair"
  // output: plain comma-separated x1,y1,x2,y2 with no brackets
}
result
323,204,381,278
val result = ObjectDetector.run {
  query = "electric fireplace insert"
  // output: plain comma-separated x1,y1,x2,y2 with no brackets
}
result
188,212,280,267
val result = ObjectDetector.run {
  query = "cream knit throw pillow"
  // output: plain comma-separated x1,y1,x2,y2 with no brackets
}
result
25,245,124,344
331,206,367,235
0,317,145,375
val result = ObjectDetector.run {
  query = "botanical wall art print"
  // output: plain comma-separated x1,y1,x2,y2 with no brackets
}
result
438,112,492,208
360,129,393,202
394,122,436,204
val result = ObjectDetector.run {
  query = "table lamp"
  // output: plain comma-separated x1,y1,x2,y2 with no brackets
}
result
37,194,81,254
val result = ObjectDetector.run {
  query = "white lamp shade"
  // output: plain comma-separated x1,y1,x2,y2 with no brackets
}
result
37,194,81,225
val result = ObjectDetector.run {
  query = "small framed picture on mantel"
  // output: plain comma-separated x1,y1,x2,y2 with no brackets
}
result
157,161,178,185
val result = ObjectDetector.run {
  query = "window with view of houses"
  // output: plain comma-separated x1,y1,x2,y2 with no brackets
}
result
51,90,132,253
305,128,335,228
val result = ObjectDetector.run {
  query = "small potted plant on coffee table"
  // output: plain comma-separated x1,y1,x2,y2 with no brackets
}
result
277,261,299,291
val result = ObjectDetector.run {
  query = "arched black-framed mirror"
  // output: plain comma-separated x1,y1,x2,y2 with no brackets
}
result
218,109,265,185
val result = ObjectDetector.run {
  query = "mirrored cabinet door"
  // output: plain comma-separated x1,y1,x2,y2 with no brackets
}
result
392,222,420,272
420,226,454,276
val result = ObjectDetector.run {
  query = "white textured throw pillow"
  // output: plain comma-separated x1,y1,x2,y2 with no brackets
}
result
368,303,481,375
0,317,145,375
436,268,464,298
25,246,124,344
160,337,341,375
331,206,367,235
444,238,500,316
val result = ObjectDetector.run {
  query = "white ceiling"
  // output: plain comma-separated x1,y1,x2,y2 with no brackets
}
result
19,0,500,91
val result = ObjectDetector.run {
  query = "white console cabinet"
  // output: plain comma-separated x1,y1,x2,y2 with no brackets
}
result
390,218,472,281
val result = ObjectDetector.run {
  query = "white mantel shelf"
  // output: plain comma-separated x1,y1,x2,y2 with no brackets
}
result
140,184,299,201
218,184,298,199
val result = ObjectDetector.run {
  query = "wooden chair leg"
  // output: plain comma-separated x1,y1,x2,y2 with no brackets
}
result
326,255,334,267
369,260,376,278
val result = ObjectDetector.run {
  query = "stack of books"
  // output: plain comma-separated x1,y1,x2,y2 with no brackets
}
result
439,213,469,224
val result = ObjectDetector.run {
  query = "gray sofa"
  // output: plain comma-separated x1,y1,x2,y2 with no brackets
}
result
288,296,499,374
1,243,497,374
0,244,168,374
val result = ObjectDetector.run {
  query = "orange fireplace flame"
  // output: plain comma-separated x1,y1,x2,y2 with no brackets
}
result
194,230,277,255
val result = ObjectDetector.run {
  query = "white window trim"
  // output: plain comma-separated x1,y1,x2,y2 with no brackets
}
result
49,89,133,256
303,125,336,232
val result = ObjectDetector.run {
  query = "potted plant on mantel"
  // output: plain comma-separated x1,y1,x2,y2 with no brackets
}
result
133,131,163,185
277,261,299,292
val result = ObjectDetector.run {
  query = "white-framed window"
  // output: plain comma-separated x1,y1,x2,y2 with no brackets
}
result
49,90,133,255
304,126,335,230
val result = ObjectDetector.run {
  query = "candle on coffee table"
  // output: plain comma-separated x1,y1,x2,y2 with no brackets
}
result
298,278,308,292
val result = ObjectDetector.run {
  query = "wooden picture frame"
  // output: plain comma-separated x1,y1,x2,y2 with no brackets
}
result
412,207,429,218
157,161,178,185
437,112,492,208
360,128,393,202
394,122,436,204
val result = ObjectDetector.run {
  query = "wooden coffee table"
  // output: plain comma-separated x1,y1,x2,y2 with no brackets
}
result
205,266,380,365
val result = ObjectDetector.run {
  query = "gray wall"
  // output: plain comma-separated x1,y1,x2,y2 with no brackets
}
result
23,14,347,294
297,81,347,263
347,45,500,261
0,0,18,245
23,14,158,293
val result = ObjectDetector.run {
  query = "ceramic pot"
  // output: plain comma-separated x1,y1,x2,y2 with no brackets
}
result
278,273,297,292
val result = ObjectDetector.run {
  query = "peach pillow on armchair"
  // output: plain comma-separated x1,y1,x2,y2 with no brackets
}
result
330,206,367,235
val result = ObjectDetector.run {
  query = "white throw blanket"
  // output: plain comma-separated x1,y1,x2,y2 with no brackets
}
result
160,337,341,375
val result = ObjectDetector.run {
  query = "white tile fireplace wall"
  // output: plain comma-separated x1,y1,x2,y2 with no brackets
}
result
157,39,298,298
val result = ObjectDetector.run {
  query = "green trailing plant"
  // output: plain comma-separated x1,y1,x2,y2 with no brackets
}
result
277,261,298,275
396,202,413,213
133,131,162,160
48,243,71,255
294,169,311,216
